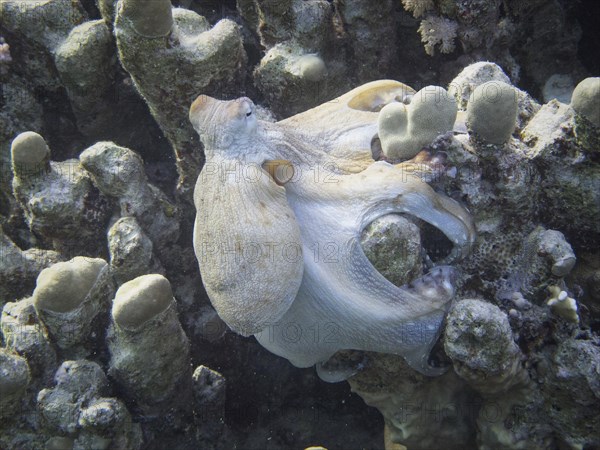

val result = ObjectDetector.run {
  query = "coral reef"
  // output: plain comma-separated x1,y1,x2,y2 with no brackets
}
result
571,77,600,127
107,216,164,285
54,20,116,139
1,1,599,449
107,274,190,413
37,360,141,448
10,131,112,256
114,0,247,205
79,141,180,259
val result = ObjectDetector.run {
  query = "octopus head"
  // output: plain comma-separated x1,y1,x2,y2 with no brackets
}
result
189,95,257,156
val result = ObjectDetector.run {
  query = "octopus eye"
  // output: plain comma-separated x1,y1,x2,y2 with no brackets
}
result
246,111,252,117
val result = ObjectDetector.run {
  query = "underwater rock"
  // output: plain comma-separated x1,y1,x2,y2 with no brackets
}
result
0,230,63,308
10,132,112,256
107,217,164,285
119,0,173,38
521,100,600,247
80,141,179,259
38,360,110,435
0,0,87,89
249,0,354,117
97,0,117,25
444,299,553,449
445,299,528,392
449,62,540,132
114,0,247,205
1,297,58,384
193,365,226,417
449,62,512,110
464,225,576,303
37,360,142,448
75,397,142,450
538,229,577,278
335,0,398,81
568,251,600,320
515,0,586,89
254,43,342,118
32,256,114,357
107,274,191,412
192,365,226,442
360,215,423,287
0,348,31,420
541,338,600,448
252,0,332,50
349,353,477,450
0,74,44,218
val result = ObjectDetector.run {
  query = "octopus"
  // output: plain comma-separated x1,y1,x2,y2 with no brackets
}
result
190,80,476,379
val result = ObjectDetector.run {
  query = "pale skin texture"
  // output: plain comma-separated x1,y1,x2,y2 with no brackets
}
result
190,81,476,376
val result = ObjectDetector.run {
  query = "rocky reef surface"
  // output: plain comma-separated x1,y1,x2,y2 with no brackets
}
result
1,1,599,449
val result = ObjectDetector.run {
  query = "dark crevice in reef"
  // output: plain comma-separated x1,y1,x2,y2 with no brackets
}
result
79,0,101,20
190,333,384,448
576,0,600,75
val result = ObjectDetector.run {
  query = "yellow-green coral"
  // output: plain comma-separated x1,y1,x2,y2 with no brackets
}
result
547,285,579,324
467,81,518,145
378,85,457,161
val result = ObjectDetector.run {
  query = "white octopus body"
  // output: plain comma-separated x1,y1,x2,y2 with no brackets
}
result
190,81,475,377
